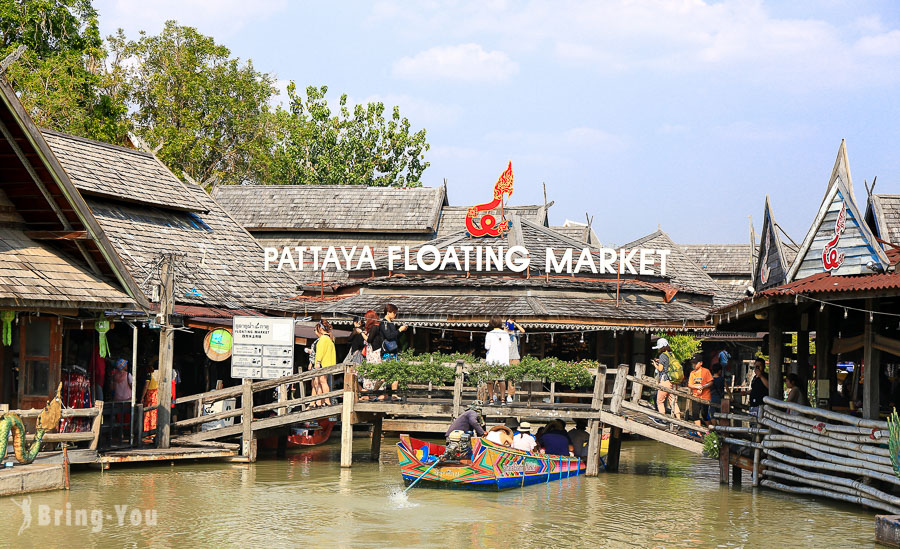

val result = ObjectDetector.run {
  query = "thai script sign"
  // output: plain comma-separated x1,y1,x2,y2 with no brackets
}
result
822,201,846,271
232,316,294,379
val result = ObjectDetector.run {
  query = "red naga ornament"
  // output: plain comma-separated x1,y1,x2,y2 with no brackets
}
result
822,201,846,271
465,161,514,237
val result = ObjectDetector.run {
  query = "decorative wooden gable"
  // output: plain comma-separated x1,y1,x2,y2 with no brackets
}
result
753,196,789,292
787,141,889,281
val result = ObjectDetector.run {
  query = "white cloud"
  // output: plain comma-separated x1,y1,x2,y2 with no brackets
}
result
855,30,900,57
392,43,518,82
361,94,462,126
97,0,288,38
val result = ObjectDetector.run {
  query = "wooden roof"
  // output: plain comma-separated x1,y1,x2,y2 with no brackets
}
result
42,130,205,213
622,230,723,296
0,77,146,309
0,225,132,309
680,244,753,276
211,184,448,232
86,180,302,311
867,194,900,246
550,224,598,246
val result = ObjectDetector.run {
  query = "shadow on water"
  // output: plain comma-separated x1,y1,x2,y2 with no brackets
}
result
0,436,882,548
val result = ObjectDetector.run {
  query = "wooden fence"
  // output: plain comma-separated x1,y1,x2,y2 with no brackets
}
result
1,401,103,452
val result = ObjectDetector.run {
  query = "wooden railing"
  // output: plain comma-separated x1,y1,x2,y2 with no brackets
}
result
1,401,103,452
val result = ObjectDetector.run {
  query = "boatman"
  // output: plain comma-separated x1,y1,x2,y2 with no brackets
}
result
446,404,486,441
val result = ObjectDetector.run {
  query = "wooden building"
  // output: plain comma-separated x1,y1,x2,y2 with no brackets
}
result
712,141,900,419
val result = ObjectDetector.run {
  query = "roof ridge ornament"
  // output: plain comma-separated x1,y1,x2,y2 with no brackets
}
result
465,161,514,237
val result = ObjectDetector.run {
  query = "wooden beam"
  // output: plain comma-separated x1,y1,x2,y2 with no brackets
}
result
23,230,89,240
370,414,383,462
241,378,253,459
586,364,607,477
768,307,784,400
156,254,174,448
863,298,880,420
341,366,356,468
815,306,831,407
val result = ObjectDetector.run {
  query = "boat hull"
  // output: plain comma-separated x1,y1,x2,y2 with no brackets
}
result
397,434,606,491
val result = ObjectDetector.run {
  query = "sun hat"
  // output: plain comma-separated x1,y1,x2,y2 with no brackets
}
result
518,421,533,433
653,337,669,350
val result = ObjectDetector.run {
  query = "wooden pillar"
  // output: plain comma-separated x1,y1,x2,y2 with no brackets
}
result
815,306,831,408
370,414,383,462
630,363,645,405
768,308,783,400
797,328,810,384
863,299,881,420
241,378,254,461
752,403,763,487
609,365,628,415
606,427,622,472
340,365,356,468
586,365,607,476
130,323,138,447
452,360,464,416
719,397,731,484
157,254,175,448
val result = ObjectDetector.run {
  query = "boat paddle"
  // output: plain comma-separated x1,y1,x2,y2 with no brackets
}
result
403,456,443,494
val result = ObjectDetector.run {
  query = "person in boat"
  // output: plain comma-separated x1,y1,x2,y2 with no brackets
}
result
567,418,589,459
512,421,537,452
311,320,336,407
486,418,518,447
445,404,486,441
539,420,574,456
484,316,511,405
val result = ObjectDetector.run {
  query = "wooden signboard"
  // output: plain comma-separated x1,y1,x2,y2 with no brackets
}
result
231,317,294,379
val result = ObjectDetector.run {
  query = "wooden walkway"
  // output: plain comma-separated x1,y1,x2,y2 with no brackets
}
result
171,361,710,473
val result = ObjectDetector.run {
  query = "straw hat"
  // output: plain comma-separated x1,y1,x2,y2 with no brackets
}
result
518,421,533,433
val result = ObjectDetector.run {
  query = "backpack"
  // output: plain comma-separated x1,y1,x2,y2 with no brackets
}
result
663,352,684,384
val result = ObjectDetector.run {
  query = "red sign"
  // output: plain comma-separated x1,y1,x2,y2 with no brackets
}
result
822,201,846,271
465,162,514,237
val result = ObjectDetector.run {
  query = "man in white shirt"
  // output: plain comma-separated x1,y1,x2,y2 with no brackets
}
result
512,421,537,452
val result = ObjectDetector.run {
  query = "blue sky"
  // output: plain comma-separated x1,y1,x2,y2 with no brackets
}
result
95,1,900,247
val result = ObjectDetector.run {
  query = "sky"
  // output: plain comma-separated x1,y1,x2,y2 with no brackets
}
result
94,1,900,247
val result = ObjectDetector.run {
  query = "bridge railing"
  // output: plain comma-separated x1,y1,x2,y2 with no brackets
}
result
1,401,103,453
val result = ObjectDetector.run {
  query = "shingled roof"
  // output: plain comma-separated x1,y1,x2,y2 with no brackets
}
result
211,184,448,232
622,230,723,296
867,194,900,245
42,130,205,213
680,244,754,276
550,223,599,246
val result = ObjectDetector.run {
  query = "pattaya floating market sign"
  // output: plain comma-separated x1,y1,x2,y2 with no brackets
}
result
262,162,671,276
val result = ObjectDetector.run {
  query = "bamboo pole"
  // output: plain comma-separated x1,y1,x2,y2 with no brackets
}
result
763,405,888,439
760,480,900,515
762,409,888,445
710,425,770,436
762,396,888,430
762,441,897,481
721,436,763,449
763,458,900,508
712,413,758,423
763,448,900,487
760,416,892,460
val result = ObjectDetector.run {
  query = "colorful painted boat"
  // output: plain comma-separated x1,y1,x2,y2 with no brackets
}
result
397,434,606,491
261,418,336,449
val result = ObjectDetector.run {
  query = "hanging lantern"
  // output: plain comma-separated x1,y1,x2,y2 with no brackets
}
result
96,318,111,358
1,311,15,346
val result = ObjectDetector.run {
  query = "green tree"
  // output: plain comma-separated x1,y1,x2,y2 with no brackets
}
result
656,333,701,364
122,21,276,185
1,0,129,143
252,83,429,186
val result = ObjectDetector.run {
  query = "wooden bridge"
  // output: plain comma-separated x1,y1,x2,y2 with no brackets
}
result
169,361,714,474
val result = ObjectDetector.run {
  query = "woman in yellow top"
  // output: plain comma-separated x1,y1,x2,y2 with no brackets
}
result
312,320,336,407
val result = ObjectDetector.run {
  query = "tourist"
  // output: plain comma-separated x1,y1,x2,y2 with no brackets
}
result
539,420,573,456
360,310,382,399
345,318,365,364
112,359,132,402
709,364,726,416
485,316,511,405
567,418,590,459
513,421,538,452
312,320,336,407
785,373,808,409
446,404,486,440
687,354,713,426
748,358,769,416
651,338,682,423
485,420,516,447
380,304,407,401
506,318,524,403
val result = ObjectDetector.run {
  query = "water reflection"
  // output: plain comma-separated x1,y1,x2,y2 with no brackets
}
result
0,438,879,548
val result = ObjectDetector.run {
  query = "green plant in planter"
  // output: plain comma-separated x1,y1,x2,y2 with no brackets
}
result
703,431,721,459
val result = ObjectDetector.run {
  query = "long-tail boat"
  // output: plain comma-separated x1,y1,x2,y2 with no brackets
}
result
396,433,608,491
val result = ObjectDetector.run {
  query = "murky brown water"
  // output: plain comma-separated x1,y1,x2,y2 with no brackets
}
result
0,439,880,548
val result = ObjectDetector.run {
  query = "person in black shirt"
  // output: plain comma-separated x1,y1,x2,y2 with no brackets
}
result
379,303,407,401
748,358,769,415
346,319,365,364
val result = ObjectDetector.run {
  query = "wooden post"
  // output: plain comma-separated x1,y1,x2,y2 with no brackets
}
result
768,308,784,400
863,298,881,420
157,254,175,448
241,378,254,461
452,360,464,416
631,363,645,405
549,380,556,403
370,414,383,462
609,365,628,415
606,426,622,472
135,404,144,448
130,323,138,446
340,365,355,468
752,403,763,487
797,327,810,384
89,400,104,451
586,365,607,477
815,306,831,408
719,397,731,484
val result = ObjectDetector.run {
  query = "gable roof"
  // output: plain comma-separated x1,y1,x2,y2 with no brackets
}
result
621,229,723,296
211,184,448,232
0,77,147,308
752,196,790,292
787,141,890,281
435,205,547,239
42,130,206,213
866,194,900,245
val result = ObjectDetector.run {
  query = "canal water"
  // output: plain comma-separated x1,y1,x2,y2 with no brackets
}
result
0,438,879,548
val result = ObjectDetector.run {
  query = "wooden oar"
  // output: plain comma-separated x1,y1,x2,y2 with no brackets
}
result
403,457,443,494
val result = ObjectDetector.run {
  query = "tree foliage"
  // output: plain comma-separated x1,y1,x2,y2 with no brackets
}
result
251,83,430,187
656,333,701,364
